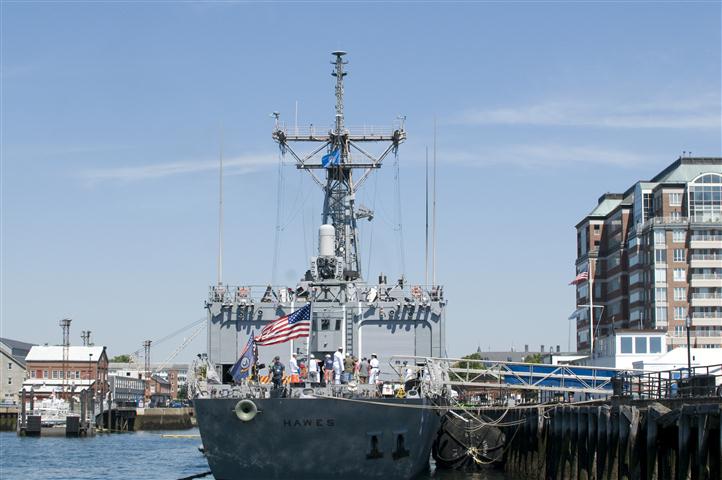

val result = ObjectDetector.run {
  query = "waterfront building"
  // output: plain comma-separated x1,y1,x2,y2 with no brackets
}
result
0,338,34,404
573,157,722,354
108,362,188,399
22,345,108,399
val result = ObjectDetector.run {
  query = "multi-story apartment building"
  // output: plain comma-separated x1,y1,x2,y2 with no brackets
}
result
574,157,722,353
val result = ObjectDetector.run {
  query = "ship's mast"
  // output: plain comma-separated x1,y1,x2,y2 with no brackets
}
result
272,51,405,282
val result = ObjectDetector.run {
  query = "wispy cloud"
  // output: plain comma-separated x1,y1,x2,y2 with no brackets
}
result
80,153,277,184
453,95,721,129
441,144,655,169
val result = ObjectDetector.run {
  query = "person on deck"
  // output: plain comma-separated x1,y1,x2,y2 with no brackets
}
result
270,356,285,389
333,347,344,385
323,354,333,385
358,357,368,384
369,353,380,384
289,353,299,383
343,353,354,384
308,354,319,383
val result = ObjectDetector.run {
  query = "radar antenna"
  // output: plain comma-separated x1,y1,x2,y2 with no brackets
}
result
272,51,405,281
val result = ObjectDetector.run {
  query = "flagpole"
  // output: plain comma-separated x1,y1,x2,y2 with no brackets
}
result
306,300,312,367
589,259,594,360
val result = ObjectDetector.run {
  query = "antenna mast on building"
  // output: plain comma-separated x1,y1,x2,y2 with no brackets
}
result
217,124,224,287
60,318,72,399
81,330,92,346
272,51,406,281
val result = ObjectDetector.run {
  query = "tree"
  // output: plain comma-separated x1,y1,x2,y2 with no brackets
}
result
177,384,188,400
110,354,131,363
523,353,543,364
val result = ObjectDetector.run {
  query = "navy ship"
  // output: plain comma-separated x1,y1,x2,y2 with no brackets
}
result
193,51,448,480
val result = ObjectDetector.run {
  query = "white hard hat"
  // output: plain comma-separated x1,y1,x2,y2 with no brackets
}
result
310,354,315,358
338,346,343,350
325,354,331,358
371,353,377,357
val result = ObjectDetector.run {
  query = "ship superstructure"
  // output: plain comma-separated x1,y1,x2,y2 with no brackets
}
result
206,52,446,381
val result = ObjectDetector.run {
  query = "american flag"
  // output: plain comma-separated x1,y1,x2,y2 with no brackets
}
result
569,271,589,285
255,303,311,346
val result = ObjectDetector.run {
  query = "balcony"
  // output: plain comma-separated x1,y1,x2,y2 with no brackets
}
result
691,315,722,327
690,273,722,288
690,234,722,249
690,292,722,307
690,253,722,268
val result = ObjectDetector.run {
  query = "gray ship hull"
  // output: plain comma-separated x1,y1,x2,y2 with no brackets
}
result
194,396,441,479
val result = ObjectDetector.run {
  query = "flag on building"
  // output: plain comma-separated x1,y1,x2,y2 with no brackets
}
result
255,303,311,346
569,271,589,285
321,149,340,167
230,336,256,382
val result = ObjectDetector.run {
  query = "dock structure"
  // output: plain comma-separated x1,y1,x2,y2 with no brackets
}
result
498,400,721,480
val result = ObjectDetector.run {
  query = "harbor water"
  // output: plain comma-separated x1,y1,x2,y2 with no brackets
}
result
0,429,513,480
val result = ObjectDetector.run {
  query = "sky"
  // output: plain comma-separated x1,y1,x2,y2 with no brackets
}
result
1,2,720,363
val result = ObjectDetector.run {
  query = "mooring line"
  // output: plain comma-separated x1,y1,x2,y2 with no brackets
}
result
177,471,212,480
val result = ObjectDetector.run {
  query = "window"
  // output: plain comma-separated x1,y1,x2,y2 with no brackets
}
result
7,378,11,385
656,307,668,322
655,268,667,283
655,249,667,263
673,230,686,243
635,337,647,354
594,224,600,232
7,363,11,370
674,306,687,320
650,337,662,353
620,337,633,353
673,268,686,282
52,370,59,379
674,287,687,301
43,370,48,379
30,370,36,378
655,287,667,301
654,231,666,245
674,325,685,336
673,249,686,262
669,192,682,206
670,211,681,221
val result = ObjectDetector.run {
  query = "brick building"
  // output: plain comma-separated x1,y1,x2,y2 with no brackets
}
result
573,157,722,353
22,345,108,399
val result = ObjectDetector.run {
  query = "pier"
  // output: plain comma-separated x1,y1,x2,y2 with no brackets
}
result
498,399,721,480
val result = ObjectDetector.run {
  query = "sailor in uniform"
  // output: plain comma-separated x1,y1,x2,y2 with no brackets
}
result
289,353,299,383
333,347,344,385
369,353,380,384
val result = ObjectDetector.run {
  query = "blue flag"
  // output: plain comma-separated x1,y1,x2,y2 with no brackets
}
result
230,336,256,382
321,149,340,167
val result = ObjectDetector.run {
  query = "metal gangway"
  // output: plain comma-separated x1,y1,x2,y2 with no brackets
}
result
390,356,634,397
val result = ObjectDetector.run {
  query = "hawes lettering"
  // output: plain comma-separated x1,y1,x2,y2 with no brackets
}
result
283,418,336,427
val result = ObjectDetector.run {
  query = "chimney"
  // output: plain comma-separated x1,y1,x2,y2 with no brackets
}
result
556,345,561,353
524,344,529,353
540,345,545,353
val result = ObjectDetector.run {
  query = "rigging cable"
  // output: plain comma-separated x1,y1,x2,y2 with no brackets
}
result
394,150,406,276
271,149,284,285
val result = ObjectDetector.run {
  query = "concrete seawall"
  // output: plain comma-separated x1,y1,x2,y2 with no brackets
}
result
134,407,194,430
498,399,721,480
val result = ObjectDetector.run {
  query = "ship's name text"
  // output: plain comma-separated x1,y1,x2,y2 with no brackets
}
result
283,418,336,427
